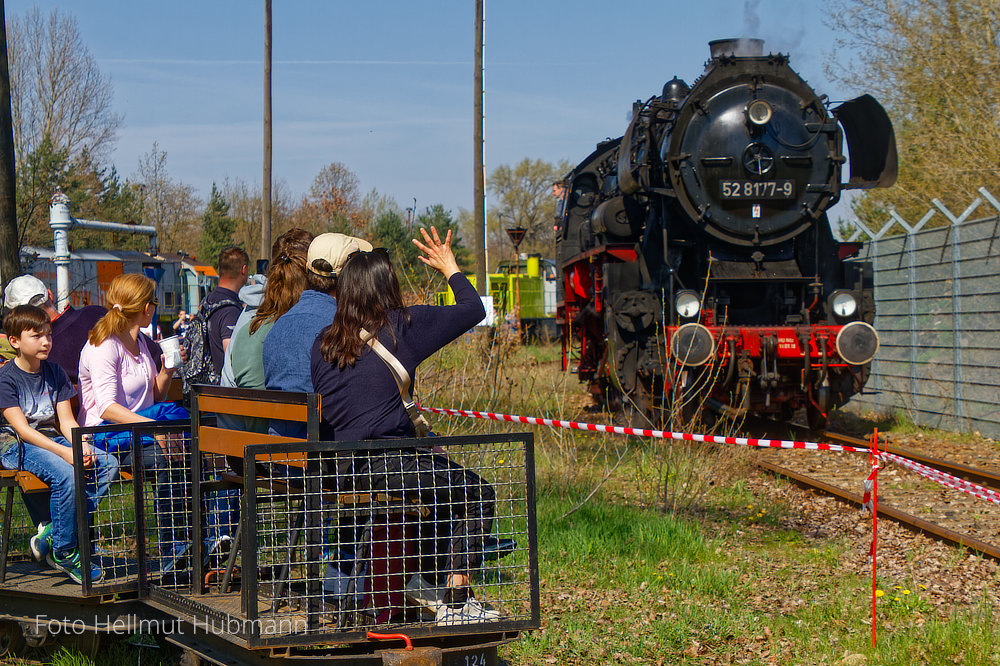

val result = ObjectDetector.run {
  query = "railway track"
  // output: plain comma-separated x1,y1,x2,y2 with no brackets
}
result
744,419,1000,560
803,426,1000,492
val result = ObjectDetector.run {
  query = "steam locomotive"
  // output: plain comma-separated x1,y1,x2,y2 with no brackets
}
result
557,38,898,429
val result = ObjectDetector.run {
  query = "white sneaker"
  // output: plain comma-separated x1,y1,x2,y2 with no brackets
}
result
434,597,502,626
404,574,445,615
203,534,232,566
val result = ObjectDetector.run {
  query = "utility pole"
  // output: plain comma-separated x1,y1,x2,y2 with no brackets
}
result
261,0,272,264
473,0,486,296
0,0,18,293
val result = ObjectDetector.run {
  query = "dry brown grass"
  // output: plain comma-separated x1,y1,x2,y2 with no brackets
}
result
418,332,754,515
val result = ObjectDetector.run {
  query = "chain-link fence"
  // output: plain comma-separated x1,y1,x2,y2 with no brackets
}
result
841,188,1000,437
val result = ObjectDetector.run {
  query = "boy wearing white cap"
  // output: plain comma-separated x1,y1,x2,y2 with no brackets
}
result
3,275,113,385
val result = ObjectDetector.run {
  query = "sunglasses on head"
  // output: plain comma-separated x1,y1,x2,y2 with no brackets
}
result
347,247,390,261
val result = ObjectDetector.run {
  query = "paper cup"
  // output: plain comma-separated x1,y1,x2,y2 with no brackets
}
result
160,335,182,369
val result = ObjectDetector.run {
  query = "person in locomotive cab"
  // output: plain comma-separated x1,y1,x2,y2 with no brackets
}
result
310,227,501,626
0,305,119,584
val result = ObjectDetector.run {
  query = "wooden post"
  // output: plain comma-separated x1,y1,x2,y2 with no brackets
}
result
261,0,272,264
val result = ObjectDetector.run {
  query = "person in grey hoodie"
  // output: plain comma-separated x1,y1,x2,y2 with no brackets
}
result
220,273,266,389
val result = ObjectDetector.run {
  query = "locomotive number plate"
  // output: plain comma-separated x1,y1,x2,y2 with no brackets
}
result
720,180,794,199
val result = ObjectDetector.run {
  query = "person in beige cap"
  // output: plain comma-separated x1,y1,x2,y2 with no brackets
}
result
261,233,372,435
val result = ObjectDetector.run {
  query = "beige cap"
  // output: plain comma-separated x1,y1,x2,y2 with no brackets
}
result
4,275,48,309
307,233,373,277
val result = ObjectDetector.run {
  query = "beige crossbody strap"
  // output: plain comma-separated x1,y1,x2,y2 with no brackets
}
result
360,328,431,437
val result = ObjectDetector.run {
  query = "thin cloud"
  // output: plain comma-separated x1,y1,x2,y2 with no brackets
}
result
101,58,470,66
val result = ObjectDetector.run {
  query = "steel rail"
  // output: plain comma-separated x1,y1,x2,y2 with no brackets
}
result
801,426,1000,491
754,458,1000,560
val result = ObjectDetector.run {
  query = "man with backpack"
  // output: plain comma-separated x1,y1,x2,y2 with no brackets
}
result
179,247,247,564
181,247,248,392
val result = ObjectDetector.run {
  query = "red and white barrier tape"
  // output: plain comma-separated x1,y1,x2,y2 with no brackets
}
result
423,406,871,453
425,406,1000,506
880,451,1000,506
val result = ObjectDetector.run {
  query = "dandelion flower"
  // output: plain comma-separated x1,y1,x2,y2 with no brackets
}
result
919,584,927,590
498,458,506,464
903,590,910,595
875,590,884,598
893,585,901,589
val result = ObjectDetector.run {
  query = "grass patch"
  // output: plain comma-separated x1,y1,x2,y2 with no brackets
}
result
504,483,1000,665
27,339,1000,664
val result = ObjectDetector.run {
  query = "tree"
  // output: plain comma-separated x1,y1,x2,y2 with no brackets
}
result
58,152,145,251
0,5,18,291
359,188,400,230
15,134,67,246
221,177,295,263
379,205,471,300
295,161,365,234
135,143,202,254
199,184,238,265
7,8,122,166
416,204,472,271
486,158,570,263
373,210,421,279
826,0,1000,224
14,138,146,251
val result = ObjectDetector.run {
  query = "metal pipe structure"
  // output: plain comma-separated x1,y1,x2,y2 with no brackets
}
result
48,193,158,311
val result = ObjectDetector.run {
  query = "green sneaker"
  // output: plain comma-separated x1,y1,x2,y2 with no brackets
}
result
46,547,104,584
29,522,52,562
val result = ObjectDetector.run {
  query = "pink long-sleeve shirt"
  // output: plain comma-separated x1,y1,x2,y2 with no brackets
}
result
78,334,156,426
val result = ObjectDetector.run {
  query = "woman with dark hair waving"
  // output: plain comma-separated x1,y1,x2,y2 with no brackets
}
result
310,227,496,625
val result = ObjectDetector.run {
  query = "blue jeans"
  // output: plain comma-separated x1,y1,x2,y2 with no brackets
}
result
1,437,119,553
108,403,236,556
119,443,238,555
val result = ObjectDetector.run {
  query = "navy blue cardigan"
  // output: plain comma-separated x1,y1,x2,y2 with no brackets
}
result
310,273,485,441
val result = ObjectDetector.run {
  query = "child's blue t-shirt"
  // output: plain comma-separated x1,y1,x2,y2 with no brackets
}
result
0,359,76,454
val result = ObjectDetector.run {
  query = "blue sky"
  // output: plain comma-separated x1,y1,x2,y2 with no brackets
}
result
7,0,856,219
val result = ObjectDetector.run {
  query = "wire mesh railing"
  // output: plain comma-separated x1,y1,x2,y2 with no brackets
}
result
158,433,541,648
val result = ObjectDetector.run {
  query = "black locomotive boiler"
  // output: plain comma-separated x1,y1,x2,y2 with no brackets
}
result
557,38,897,429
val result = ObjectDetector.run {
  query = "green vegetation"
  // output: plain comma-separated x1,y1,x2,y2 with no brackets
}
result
504,477,1000,664
9,339,1000,665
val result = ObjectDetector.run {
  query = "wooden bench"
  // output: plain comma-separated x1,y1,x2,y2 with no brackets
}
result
190,386,320,596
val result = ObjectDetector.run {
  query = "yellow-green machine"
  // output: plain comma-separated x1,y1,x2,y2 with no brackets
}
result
436,254,558,340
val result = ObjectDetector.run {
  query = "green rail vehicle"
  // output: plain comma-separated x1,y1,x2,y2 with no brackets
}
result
436,254,558,340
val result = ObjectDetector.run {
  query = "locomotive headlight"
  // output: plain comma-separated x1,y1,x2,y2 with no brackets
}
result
747,99,773,126
674,290,701,319
836,321,879,365
830,290,858,318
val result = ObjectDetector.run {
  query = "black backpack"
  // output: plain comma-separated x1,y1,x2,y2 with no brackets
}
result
180,297,239,395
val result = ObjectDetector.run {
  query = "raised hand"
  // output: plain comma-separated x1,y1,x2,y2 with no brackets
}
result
412,226,460,278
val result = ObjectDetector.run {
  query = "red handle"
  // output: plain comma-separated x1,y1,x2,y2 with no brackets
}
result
366,631,413,650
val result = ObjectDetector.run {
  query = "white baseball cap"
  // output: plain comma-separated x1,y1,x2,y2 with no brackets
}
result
4,275,48,309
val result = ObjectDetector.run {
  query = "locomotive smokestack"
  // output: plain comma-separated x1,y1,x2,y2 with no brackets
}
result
709,38,764,58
